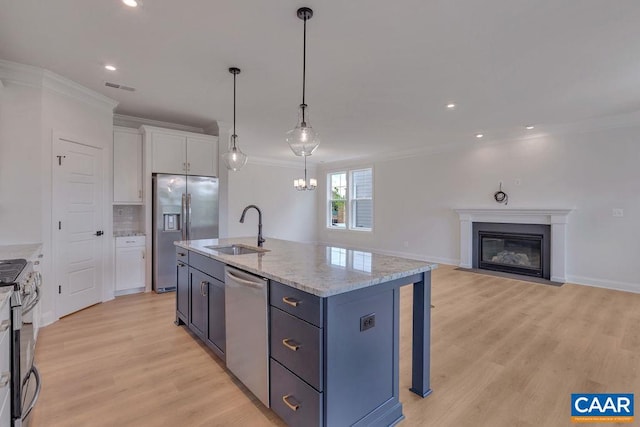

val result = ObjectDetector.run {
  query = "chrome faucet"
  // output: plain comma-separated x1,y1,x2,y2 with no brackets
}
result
239,205,265,247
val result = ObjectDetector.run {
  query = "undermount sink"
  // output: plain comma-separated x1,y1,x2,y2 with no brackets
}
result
205,244,269,255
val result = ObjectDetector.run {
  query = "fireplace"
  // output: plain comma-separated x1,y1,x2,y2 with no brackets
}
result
473,222,551,280
455,209,572,283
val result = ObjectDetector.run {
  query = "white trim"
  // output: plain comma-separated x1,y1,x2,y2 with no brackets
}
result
42,70,118,111
455,208,574,282
566,275,640,294
0,59,118,111
114,113,208,134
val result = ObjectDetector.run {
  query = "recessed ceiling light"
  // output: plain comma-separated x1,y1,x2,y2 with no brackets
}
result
122,0,138,7
525,125,535,130
475,133,484,139
104,65,117,71
446,103,456,109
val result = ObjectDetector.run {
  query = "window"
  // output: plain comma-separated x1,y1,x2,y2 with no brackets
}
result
327,168,373,231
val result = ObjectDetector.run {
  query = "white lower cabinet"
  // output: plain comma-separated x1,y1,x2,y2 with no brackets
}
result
115,236,146,296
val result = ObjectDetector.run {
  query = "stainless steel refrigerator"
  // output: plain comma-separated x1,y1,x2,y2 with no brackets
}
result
153,174,219,292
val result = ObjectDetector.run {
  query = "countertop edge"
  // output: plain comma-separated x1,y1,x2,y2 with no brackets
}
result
175,241,437,298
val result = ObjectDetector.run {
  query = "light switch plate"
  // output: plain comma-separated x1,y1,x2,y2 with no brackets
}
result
612,208,624,217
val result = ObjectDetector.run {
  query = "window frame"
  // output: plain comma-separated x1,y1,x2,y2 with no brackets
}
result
326,167,373,232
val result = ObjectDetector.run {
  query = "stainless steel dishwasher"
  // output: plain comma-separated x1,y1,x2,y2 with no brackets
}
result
224,266,270,407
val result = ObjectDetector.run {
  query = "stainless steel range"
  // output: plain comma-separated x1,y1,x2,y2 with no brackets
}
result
0,259,42,427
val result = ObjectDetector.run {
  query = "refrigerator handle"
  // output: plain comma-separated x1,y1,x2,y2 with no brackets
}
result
186,193,192,240
181,193,187,241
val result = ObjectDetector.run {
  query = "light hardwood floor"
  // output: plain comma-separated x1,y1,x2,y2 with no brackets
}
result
31,265,640,427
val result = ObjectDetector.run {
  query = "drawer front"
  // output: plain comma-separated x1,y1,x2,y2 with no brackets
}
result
116,235,145,247
270,280,323,327
188,251,224,281
176,247,189,263
270,359,322,427
271,308,322,391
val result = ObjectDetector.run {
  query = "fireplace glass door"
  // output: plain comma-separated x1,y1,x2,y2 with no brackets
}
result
479,232,543,277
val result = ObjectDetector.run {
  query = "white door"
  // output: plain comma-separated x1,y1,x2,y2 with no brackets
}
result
54,137,104,317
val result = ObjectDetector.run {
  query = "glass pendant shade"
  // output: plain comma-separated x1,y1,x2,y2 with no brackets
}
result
286,104,320,156
222,135,248,171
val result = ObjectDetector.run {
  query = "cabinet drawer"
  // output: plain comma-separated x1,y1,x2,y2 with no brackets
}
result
270,281,323,327
176,247,189,262
116,236,145,247
270,359,322,427
271,308,322,391
188,251,224,281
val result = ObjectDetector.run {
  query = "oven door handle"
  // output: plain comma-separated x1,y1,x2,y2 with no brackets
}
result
22,364,41,421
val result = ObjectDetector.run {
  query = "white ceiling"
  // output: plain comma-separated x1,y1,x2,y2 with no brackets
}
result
1,0,640,163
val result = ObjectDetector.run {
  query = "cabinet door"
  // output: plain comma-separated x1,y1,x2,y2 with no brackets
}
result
176,258,189,320
186,136,217,177
189,268,209,338
113,129,143,204
115,247,145,291
207,277,225,353
152,132,187,174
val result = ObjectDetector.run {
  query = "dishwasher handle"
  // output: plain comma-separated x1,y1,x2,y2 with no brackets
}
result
225,270,266,289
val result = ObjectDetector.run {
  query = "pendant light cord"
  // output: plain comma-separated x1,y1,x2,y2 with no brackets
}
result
301,15,307,124
232,72,237,148
304,155,308,183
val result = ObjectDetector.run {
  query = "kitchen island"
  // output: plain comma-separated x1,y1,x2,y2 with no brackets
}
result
174,237,436,427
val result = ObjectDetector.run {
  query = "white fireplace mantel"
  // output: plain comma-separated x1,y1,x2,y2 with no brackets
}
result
454,208,574,283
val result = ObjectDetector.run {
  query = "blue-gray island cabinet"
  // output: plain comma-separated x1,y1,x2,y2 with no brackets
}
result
174,238,437,427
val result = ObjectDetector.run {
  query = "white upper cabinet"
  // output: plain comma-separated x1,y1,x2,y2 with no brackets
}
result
187,136,217,176
151,131,187,174
142,126,218,177
113,127,143,204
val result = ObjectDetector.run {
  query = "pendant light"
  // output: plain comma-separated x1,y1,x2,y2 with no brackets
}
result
294,155,317,191
286,7,320,157
222,67,248,171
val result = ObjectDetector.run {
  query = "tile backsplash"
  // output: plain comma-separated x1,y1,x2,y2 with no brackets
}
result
113,205,144,236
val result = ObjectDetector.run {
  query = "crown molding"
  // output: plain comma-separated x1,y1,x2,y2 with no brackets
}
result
114,113,207,134
42,69,118,111
0,59,118,111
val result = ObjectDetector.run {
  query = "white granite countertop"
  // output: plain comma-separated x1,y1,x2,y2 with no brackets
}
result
0,243,43,261
175,238,437,297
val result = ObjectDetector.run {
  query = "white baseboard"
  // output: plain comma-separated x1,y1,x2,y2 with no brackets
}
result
114,287,145,297
566,275,640,294
40,310,56,327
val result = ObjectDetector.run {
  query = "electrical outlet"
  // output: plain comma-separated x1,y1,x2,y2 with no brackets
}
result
403,241,409,248
515,179,522,186
360,313,376,332
612,208,624,217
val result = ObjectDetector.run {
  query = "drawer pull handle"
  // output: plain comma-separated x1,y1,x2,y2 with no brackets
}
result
282,338,300,352
282,394,299,412
0,372,10,388
282,296,300,307
178,252,186,257
0,320,9,332
178,263,186,268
